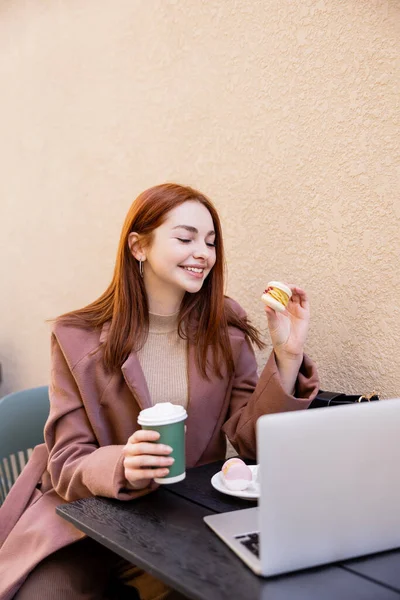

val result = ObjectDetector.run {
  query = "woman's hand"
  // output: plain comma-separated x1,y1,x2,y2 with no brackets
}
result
264,285,310,360
122,429,174,490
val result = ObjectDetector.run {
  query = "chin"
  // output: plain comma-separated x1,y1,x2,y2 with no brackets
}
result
184,284,204,294
180,280,205,294
175,271,208,295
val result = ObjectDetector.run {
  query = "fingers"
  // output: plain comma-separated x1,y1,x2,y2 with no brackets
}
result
124,452,173,482
125,441,173,456
126,468,170,482
264,305,281,328
127,429,161,445
123,428,174,486
125,430,172,455
123,437,173,467
124,458,174,481
123,452,174,469
285,284,309,309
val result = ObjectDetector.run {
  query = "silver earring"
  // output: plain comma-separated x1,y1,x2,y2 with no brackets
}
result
139,259,144,278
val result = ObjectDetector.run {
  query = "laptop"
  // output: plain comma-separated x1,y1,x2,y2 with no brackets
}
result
204,398,400,577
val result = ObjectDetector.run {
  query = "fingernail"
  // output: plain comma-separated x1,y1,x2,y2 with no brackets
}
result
164,446,173,452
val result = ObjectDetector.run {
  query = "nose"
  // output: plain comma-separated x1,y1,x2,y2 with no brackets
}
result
193,242,211,261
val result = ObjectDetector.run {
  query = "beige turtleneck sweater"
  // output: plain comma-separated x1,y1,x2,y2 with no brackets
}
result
136,312,189,409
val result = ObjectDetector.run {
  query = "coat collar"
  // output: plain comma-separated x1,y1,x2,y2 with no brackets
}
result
99,321,110,344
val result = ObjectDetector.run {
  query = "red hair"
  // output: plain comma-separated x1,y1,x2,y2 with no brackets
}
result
57,183,264,378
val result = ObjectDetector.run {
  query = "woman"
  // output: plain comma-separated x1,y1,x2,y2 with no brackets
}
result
0,183,318,600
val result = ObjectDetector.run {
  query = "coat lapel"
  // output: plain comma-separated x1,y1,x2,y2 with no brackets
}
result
121,351,152,411
185,343,229,467
100,322,152,411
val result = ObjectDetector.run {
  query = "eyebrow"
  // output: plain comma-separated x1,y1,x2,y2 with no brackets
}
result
172,225,215,236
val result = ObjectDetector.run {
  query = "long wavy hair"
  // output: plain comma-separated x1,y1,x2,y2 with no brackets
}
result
57,183,264,378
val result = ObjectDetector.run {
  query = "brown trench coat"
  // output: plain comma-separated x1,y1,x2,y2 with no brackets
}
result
0,300,319,599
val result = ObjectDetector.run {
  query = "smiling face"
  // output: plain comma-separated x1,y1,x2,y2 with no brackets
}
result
130,200,217,313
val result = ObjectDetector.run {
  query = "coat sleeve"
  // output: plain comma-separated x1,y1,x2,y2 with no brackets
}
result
45,333,154,502
222,336,319,459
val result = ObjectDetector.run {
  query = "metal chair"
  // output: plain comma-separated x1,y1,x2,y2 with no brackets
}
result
0,386,49,505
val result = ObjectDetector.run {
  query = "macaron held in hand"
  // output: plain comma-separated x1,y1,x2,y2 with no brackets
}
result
261,281,292,313
261,281,310,360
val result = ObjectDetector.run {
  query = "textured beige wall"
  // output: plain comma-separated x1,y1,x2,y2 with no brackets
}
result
1,0,399,398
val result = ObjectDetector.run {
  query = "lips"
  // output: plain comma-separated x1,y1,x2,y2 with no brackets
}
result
180,265,205,279
182,266,203,273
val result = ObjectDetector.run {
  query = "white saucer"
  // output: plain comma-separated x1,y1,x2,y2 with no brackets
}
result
211,465,260,500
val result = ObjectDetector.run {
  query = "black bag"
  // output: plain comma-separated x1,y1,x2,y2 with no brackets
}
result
309,390,380,409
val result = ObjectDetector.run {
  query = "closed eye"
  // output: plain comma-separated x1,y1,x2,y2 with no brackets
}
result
177,238,216,248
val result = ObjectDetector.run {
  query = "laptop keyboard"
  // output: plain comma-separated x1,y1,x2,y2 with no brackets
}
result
235,532,260,557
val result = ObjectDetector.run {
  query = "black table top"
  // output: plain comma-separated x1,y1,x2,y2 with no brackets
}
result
57,460,400,600
342,551,400,594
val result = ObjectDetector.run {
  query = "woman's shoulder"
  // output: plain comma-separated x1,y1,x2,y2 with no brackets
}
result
224,296,264,352
223,296,249,341
52,319,107,369
223,295,247,319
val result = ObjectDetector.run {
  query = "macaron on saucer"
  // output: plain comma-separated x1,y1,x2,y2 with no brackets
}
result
211,459,260,500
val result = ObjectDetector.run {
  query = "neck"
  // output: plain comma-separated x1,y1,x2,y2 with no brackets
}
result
144,278,184,316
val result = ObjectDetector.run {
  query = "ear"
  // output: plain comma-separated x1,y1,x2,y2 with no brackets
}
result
128,232,146,262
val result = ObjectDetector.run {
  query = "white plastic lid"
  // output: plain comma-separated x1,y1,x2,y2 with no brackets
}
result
137,402,187,426
266,281,292,298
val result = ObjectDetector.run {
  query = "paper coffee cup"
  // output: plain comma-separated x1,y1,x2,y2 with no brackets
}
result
137,403,187,484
